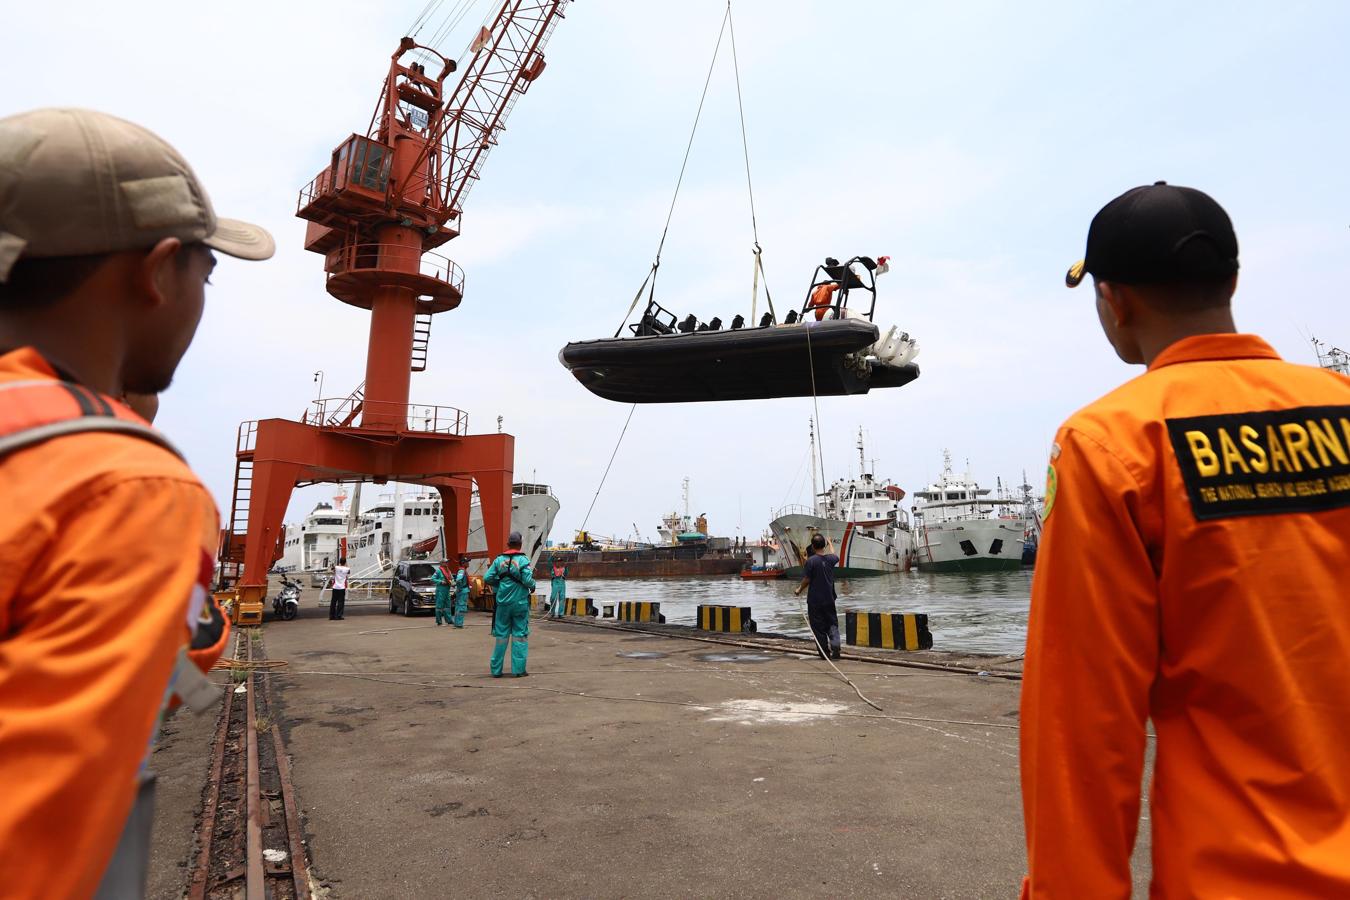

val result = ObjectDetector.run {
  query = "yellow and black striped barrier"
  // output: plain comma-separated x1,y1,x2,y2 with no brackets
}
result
845,611,932,651
696,604,756,633
564,597,598,617
616,601,665,624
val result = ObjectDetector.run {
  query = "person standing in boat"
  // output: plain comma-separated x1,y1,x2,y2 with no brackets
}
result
809,280,840,321
794,533,841,659
547,557,568,619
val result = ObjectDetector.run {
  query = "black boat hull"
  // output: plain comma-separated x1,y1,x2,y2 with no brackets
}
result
560,319,920,404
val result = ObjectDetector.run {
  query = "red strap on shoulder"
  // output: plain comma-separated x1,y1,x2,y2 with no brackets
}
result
0,381,181,458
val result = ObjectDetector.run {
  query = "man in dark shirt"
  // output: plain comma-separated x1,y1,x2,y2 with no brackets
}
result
794,534,840,659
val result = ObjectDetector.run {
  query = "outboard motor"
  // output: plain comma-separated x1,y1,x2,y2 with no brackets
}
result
272,574,301,621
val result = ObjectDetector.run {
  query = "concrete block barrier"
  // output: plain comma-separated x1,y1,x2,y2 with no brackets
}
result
697,604,756,633
564,597,599,617
845,611,932,651
616,601,666,624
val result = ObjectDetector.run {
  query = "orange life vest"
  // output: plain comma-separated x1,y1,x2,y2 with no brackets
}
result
0,379,229,684
810,282,840,320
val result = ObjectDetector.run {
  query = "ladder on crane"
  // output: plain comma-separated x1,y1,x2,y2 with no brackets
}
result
411,312,433,372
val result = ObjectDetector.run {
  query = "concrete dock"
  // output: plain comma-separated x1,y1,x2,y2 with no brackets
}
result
148,600,1152,898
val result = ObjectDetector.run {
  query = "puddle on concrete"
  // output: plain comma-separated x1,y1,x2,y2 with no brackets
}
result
706,699,848,725
616,651,669,660
691,652,775,664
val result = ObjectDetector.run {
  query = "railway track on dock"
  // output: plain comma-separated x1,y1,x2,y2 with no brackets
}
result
189,630,310,900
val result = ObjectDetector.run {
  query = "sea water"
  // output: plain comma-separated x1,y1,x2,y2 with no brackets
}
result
564,570,1032,655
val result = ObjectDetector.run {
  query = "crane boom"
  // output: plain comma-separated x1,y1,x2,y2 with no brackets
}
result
397,0,569,223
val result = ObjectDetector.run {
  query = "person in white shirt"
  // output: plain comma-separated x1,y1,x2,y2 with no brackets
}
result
329,557,351,620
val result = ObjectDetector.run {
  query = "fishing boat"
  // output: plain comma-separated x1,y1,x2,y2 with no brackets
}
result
769,425,915,576
544,479,750,577
738,564,785,580
560,256,919,404
910,453,1026,573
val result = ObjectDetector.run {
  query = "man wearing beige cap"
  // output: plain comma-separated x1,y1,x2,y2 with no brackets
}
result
0,108,273,899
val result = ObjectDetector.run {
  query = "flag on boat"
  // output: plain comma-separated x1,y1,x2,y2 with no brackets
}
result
875,255,891,276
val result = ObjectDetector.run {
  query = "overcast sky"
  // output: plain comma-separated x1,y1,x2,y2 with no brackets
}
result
6,1,1348,543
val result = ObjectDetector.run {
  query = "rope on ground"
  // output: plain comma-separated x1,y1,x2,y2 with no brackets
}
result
795,598,882,711
578,403,637,534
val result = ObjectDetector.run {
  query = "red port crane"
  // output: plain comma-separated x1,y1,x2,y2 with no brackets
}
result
218,1,571,622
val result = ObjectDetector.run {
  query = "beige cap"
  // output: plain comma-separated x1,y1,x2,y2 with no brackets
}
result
0,107,274,282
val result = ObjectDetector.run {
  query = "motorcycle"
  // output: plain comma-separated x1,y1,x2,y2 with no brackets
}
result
272,573,301,621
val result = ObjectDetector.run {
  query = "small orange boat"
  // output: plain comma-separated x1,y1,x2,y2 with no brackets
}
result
739,566,785,580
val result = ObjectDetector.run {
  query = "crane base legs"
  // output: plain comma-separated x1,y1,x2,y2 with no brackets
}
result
228,418,514,609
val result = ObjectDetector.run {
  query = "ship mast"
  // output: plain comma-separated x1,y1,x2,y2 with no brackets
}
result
857,427,866,478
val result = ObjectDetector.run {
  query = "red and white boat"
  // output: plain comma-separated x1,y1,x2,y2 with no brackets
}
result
769,426,915,577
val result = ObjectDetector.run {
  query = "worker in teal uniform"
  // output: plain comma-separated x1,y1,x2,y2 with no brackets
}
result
547,557,568,619
432,561,454,626
451,556,470,629
486,532,536,677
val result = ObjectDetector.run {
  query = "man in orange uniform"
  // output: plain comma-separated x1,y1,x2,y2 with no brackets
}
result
1021,182,1350,896
809,280,840,320
0,108,273,899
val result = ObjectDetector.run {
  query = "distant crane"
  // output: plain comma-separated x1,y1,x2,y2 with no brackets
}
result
218,1,572,622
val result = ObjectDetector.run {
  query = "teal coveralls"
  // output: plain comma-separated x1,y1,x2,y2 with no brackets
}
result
452,567,469,628
486,550,535,676
433,566,453,625
548,563,567,618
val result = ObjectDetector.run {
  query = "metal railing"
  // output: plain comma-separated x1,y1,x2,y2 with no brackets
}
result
323,243,464,293
304,397,468,435
772,504,818,520
296,168,332,212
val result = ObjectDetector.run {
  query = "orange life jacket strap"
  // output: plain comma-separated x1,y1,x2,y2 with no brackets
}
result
0,381,182,460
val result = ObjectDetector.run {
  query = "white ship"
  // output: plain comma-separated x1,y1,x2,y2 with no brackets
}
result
278,490,354,575
910,452,1025,573
347,482,559,579
769,425,915,576
283,482,559,582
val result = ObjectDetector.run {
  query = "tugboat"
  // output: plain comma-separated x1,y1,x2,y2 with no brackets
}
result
910,452,1026,573
769,425,915,576
560,256,919,404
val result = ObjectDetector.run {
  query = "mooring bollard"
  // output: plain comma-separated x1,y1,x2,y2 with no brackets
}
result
564,597,599,617
616,601,665,624
696,604,756,633
845,611,932,651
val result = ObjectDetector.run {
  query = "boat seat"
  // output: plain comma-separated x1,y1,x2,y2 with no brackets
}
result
631,312,674,336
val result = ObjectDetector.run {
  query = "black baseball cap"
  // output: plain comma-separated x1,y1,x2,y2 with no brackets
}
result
1065,182,1239,288
507,530,523,547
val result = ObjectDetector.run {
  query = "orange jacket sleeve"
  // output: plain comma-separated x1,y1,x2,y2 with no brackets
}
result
0,476,218,900
1020,426,1159,898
